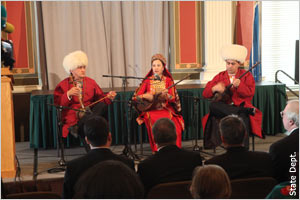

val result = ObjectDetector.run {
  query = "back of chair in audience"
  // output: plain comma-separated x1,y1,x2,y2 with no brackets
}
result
6,191,61,199
73,160,144,199
230,176,277,199
147,180,192,199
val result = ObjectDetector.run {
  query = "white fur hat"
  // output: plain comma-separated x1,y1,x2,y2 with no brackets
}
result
63,50,88,73
220,44,248,64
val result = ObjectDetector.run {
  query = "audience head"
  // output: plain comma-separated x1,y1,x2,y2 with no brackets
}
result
73,160,144,199
83,115,111,147
219,115,247,147
281,100,299,131
190,164,231,199
152,118,177,147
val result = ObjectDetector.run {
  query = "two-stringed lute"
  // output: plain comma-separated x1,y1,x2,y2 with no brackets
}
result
134,74,191,112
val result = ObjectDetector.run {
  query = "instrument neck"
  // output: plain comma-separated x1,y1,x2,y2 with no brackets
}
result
70,74,85,109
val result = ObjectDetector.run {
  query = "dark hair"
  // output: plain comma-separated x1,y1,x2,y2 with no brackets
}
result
83,115,109,146
219,115,246,145
190,165,231,199
73,160,144,199
152,118,177,145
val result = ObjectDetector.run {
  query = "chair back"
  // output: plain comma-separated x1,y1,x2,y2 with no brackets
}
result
147,180,192,199
230,176,278,199
6,191,61,199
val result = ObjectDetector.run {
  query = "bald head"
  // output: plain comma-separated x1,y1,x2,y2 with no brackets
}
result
286,100,299,126
282,100,299,131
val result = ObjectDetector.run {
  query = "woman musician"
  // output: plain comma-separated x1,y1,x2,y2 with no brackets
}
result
132,53,184,152
54,51,116,151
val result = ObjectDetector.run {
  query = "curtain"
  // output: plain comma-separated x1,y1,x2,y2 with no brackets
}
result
41,1,169,90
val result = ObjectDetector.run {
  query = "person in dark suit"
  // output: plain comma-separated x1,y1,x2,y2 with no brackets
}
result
137,118,203,194
62,115,134,199
205,115,274,180
73,160,144,198
269,100,299,183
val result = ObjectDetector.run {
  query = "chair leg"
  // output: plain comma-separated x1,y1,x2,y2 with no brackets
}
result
56,129,60,157
33,148,38,180
252,134,255,151
139,125,143,156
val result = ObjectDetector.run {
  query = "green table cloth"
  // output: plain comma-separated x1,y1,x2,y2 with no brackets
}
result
29,82,286,149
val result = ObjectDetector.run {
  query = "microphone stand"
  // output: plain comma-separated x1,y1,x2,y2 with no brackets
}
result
183,96,215,157
103,75,147,161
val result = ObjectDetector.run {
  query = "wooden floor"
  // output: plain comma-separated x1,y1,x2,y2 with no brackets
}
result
2,133,286,183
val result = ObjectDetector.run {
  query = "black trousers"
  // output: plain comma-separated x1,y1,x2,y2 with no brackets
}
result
204,101,250,149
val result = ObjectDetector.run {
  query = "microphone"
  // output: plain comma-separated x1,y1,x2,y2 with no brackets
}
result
154,74,161,81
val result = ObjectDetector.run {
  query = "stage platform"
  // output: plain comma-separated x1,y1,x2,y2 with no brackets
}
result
3,133,286,183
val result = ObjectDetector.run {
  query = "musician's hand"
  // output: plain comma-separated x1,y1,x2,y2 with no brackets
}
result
107,91,117,100
161,89,168,95
232,79,240,88
67,87,81,97
212,82,225,93
142,93,154,102
159,89,169,100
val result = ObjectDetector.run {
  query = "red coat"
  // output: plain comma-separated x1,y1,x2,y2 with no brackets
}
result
202,69,263,138
132,75,184,152
54,77,112,137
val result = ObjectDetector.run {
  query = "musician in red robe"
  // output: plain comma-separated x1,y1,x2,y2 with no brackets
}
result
132,54,184,152
54,51,116,150
202,44,263,149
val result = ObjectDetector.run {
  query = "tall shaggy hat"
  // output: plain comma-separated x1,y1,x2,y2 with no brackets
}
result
220,44,247,64
63,50,88,73
151,53,167,66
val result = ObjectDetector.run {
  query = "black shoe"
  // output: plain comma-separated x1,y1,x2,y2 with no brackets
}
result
238,107,255,116
68,125,79,138
239,102,246,107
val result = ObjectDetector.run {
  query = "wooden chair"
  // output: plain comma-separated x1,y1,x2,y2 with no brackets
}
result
147,180,192,199
230,177,278,199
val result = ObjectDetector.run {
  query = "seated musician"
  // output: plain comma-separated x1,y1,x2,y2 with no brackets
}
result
132,53,184,152
202,44,263,149
54,50,116,151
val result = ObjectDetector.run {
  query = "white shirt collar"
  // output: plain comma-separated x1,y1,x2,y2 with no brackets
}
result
289,127,299,135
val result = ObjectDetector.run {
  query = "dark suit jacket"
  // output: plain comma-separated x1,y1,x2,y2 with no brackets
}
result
62,148,134,199
137,145,203,193
269,128,299,182
205,146,274,180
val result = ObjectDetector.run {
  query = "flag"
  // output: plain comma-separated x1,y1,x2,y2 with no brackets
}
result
250,2,262,82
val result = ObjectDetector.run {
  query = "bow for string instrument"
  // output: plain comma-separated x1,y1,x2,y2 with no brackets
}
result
76,95,111,119
70,75,113,119
212,61,261,103
135,74,192,112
